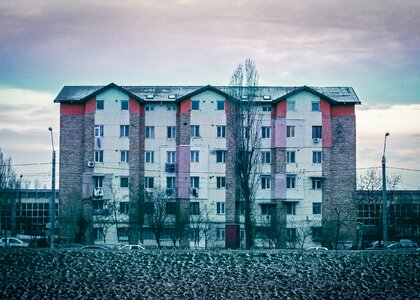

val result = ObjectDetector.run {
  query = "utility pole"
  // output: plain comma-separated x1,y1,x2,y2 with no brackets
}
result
48,127,56,248
382,132,390,248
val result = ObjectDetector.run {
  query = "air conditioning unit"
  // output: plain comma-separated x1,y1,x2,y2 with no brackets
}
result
166,188,174,196
190,188,199,198
93,188,104,197
165,163,176,173
87,161,95,168
313,138,321,144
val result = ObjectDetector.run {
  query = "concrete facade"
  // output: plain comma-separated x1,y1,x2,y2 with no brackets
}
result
55,83,360,248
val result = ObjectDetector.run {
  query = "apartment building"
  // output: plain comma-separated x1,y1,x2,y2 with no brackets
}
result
54,83,360,248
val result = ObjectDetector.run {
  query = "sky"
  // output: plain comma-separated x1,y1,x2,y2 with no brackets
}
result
0,0,419,189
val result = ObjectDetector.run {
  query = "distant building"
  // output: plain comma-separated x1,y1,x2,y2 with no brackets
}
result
54,83,360,248
357,190,420,245
0,189,59,237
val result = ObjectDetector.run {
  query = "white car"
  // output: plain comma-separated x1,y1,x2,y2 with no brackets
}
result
0,237,29,247
121,245,145,250
306,246,328,251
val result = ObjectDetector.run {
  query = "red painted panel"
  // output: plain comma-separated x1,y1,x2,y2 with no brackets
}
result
85,97,96,113
331,105,355,116
321,99,332,147
60,103,85,115
129,97,144,114
225,224,240,249
274,100,287,117
179,99,191,114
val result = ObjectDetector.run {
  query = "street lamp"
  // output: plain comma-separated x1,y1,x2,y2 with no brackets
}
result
48,127,56,248
382,132,390,248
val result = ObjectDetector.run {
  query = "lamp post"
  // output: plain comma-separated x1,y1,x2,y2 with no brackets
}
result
18,174,22,233
382,132,390,248
48,127,56,248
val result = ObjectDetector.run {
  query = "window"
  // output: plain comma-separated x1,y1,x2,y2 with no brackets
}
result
190,125,200,138
286,151,296,163
167,126,176,139
286,176,296,189
120,202,129,214
261,151,271,164
96,100,104,110
94,177,103,188
167,151,176,163
262,126,271,138
167,105,176,111
216,202,225,214
286,203,296,215
166,177,176,189
191,100,200,110
145,177,154,189
287,100,295,111
120,150,129,163
313,151,322,164
145,105,154,111
145,151,154,163
261,204,275,215
145,126,155,139
121,100,129,110
217,126,226,138
262,105,272,112
287,228,296,241
216,177,226,189
93,228,104,241
217,100,225,110
216,228,225,240
190,177,200,189
94,125,104,137
312,126,322,139
190,151,199,163
313,202,322,214
117,227,129,240
120,177,129,188
286,125,295,138
120,125,129,137
261,176,271,189
312,227,322,242
190,202,200,215
312,101,320,112
216,150,226,163
190,228,200,243
94,151,103,163
166,202,176,215
312,179,322,190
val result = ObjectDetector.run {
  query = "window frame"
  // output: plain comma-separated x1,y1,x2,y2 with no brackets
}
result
190,150,199,163
145,151,155,163
167,151,176,163
121,100,129,110
311,101,320,112
190,202,200,215
120,125,130,138
216,150,226,163
120,177,129,188
312,179,322,190
216,177,226,189
262,126,271,139
286,125,295,138
94,150,103,163
286,151,296,163
216,125,226,138
216,202,225,214
313,151,322,164
261,176,271,189
287,100,295,111
145,177,154,189
261,151,271,164
313,202,322,215
216,100,225,110
312,126,322,139
167,126,176,139
191,100,200,110
286,203,296,215
120,150,129,163
96,100,104,110
94,125,104,137
145,126,155,139
190,176,200,189
286,175,296,189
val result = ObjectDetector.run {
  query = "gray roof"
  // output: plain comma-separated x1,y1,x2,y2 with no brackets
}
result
54,84,360,104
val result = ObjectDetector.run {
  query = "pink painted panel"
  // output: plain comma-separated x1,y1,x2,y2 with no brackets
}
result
179,99,191,114
176,145,190,198
321,99,332,147
60,103,85,115
331,105,355,116
85,97,96,113
272,173,286,199
129,98,140,114
272,118,286,148
225,224,240,249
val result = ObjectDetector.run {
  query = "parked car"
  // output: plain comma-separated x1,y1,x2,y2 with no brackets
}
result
387,240,419,251
59,243,84,250
81,245,110,251
306,247,328,251
0,237,29,248
121,245,145,250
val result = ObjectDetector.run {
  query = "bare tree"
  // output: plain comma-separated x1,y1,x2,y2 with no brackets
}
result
0,150,18,239
358,168,401,241
230,58,262,249
189,204,215,249
144,187,171,248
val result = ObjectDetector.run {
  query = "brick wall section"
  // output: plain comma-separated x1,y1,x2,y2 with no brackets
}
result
129,109,145,244
322,114,357,248
58,113,85,242
225,99,240,248
176,100,190,247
